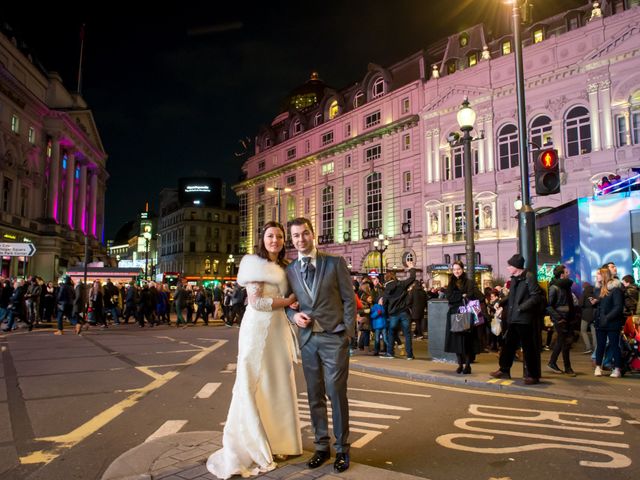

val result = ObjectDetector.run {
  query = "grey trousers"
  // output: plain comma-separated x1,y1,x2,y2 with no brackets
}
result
300,332,350,453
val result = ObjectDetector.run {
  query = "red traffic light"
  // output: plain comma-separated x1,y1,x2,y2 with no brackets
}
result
539,149,558,169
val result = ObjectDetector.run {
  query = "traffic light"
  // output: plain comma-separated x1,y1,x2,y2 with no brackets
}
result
534,148,560,196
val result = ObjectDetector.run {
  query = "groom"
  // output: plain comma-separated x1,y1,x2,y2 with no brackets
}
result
286,217,356,473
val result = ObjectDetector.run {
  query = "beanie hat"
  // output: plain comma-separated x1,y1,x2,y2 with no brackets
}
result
507,254,525,269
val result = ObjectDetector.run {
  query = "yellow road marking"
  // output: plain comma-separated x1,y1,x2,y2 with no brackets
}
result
20,339,227,465
350,370,578,405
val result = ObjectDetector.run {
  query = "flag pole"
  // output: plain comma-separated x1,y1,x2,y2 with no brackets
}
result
76,24,85,94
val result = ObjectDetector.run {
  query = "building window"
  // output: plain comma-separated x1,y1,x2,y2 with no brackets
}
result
287,196,296,221
345,123,351,137
364,144,382,162
257,185,265,198
565,106,592,157
328,100,339,119
364,110,381,129
616,115,628,147
354,91,365,108
239,193,247,244
11,114,19,133
403,171,412,192
305,139,310,153
366,172,382,229
322,161,334,175
459,33,469,47
567,16,580,31
403,208,412,225
189,241,196,252
632,111,640,144
402,97,410,114
321,130,334,146
446,60,457,74
402,133,411,151
258,160,265,172
293,119,302,135
314,112,322,126
468,52,477,67
305,169,310,182
452,146,464,179
530,115,553,149
305,197,310,214
502,40,511,55
533,28,544,44
474,150,479,175
20,186,28,217
264,137,272,149
286,174,296,186
256,204,265,233
344,154,352,169
371,77,385,99
2,177,13,212
497,123,519,169
287,147,297,160
345,186,352,205
28,127,36,144
322,186,334,239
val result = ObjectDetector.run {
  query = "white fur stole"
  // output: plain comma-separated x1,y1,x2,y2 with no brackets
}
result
236,255,288,295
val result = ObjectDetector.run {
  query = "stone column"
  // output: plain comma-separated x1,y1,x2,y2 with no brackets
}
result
484,115,495,172
63,152,76,228
75,164,88,233
477,117,486,174
426,131,433,183
599,80,613,150
588,83,601,152
47,141,60,220
433,129,440,181
89,170,98,237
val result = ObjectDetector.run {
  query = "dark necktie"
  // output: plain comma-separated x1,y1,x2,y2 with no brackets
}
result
301,257,315,290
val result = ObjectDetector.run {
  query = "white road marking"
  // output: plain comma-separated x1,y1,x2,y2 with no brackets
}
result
145,420,188,442
221,363,237,373
626,420,640,425
348,387,431,398
195,382,221,399
607,406,619,410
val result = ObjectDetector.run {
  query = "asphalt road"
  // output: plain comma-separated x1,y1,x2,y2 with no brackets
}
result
1,323,638,480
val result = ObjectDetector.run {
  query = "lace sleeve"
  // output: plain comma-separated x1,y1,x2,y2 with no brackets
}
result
246,282,273,312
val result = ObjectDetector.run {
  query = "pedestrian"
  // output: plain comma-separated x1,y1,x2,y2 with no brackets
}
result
546,265,577,376
72,280,87,334
490,254,545,385
578,281,596,354
592,267,625,378
381,260,416,360
55,276,75,335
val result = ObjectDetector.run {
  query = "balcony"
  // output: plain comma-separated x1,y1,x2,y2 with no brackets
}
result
361,226,381,239
317,234,334,245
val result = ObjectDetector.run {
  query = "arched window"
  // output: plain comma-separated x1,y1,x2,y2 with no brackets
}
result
293,119,302,136
371,77,385,99
322,186,334,238
497,124,519,170
328,99,339,119
366,172,382,229
530,115,553,148
565,106,591,156
353,91,365,108
314,112,322,127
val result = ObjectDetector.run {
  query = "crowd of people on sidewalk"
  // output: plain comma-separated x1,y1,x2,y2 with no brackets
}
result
0,275,250,335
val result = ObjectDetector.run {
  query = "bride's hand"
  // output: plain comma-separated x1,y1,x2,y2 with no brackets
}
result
286,293,297,307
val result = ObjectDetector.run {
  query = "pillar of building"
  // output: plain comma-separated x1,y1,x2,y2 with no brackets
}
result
477,117,486,174
47,140,60,220
588,83,602,151
89,170,98,237
63,152,76,228
433,129,441,181
426,131,433,183
599,80,613,150
484,115,495,172
75,164,88,233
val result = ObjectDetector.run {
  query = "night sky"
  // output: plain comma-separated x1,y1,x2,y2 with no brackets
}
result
3,0,585,239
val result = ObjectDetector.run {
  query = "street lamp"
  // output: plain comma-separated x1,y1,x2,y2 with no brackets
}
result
507,0,537,272
267,186,292,224
372,233,389,277
227,254,235,276
456,97,478,283
143,231,152,280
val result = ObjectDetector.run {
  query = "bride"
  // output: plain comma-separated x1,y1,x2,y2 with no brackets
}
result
207,221,302,479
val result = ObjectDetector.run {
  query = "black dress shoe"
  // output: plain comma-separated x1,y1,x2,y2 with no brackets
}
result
334,452,350,473
307,450,330,469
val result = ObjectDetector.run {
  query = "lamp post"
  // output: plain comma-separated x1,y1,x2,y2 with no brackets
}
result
227,254,235,276
267,186,292,224
508,0,537,272
456,98,478,283
372,233,389,277
143,231,152,280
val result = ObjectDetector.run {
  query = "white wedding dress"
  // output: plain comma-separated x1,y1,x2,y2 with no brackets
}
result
207,255,302,479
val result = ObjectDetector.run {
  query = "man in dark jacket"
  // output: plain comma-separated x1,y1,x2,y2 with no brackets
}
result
3,278,26,332
410,280,428,339
490,254,545,385
381,260,416,359
546,264,576,376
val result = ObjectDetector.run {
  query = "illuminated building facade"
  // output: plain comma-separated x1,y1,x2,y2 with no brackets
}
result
0,24,108,280
236,1,640,287
158,178,240,283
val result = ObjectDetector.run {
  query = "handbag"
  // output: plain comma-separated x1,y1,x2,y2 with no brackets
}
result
450,311,472,332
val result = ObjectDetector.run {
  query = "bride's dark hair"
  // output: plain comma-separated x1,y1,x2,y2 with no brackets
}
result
257,221,288,267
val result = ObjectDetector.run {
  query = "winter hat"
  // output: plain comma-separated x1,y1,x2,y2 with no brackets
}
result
507,254,525,269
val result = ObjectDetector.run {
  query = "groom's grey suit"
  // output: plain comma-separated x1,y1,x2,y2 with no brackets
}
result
286,251,356,454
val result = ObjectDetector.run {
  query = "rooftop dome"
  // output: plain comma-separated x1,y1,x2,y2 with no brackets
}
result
281,72,328,113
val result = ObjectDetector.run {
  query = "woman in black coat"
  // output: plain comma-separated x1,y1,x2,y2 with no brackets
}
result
593,267,625,378
444,261,483,374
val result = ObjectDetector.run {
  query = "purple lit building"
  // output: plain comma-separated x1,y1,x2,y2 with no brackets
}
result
236,1,640,287
0,25,108,280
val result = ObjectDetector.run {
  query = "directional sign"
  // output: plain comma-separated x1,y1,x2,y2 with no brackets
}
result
0,242,37,257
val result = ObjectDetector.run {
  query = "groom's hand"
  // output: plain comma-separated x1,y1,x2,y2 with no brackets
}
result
293,312,312,328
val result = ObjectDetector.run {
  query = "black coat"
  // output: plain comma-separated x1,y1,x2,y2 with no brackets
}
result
546,277,575,330
504,271,544,326
596,281,625,331
444,274,483,355
383,269,416,316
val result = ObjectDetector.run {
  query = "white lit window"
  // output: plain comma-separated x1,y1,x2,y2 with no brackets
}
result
402,133,411,151
328,100,339,119
371,77,385,99
632,112,640,144
533,28,544,44
322,186,334,238
11,114,19,133
497,124,519,169
502,41,511,55
364,145,381,162
366,172,382,229
364,111,381,129
28,127,36,144
314,112,322,126
293,119,302,135
322,161,334,175
403,171,412,192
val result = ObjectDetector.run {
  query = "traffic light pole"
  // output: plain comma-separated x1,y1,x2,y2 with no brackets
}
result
512,1,537,273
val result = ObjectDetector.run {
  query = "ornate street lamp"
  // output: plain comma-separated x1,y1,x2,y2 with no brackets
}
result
372,233,389,277
267,186,292,224
456,97,478,283
143,231,152,280
227,254,236,276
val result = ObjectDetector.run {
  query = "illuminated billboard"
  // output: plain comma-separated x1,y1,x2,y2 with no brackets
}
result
178,177,224,207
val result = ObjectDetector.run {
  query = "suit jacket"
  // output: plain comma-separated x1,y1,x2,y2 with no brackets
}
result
286,251,356,347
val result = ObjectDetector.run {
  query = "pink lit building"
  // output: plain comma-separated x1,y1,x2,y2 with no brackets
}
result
236,1,640,287
0,25,108,280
